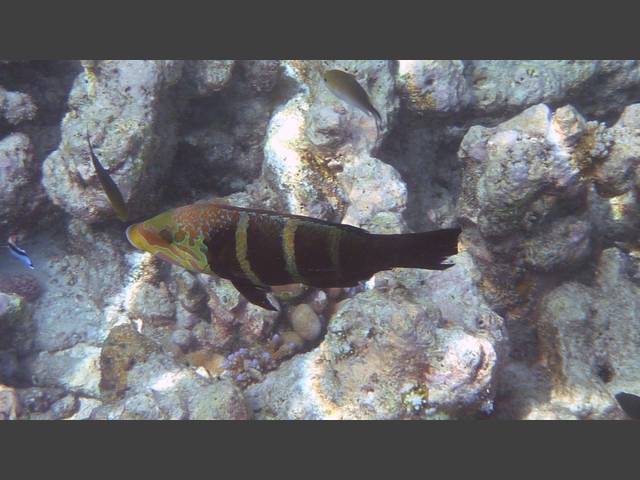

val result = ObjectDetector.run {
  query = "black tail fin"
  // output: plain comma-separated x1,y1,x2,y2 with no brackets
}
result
370,228,461,271
370,105,383,136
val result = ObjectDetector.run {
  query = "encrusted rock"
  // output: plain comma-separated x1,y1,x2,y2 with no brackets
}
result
42,60,184,223
0,292,33,355
500,249,639,419
0,272,42,302
182,60,234,96
0,384,19,420
0,133,40,231
0,86,37,125
127,281,176,325
26,343,102,397
99,323,159,402
247,254,506,419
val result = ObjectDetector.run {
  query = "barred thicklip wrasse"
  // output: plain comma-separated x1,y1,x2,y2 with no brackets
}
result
323,69,382,135
126,201,461,311
86,133,128,222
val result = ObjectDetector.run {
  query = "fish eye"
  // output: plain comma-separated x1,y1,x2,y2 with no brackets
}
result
159,228,173,243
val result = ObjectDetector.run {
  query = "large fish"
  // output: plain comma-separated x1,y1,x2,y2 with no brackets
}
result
126,201,461,311
323,69,383,135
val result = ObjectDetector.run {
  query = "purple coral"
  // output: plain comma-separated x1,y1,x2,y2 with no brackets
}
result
221,345,278,387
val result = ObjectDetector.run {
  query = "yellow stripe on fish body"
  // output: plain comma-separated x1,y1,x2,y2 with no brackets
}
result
235,212,265,286
282,218,305,284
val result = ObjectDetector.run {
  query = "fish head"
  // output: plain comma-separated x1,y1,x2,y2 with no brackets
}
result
322,69,343,89
125,209,212,274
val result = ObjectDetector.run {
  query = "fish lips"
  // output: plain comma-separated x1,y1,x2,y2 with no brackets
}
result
125,223,146,250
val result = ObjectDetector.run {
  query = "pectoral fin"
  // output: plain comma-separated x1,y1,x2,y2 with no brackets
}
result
230,277,278,311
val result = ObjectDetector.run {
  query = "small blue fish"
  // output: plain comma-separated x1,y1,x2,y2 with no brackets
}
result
5,235,34,269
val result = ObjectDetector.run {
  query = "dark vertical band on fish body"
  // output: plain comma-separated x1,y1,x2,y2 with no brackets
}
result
205,211,245,280
292,221,344,285
245,213,292,285
335,225,375,286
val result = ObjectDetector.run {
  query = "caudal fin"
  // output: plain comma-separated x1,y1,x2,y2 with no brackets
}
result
370,105,383,135
370,227,461,271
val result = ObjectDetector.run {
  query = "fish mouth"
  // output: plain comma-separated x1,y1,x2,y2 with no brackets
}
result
125,223,146,250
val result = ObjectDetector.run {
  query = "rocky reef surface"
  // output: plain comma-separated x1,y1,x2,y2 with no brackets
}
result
0,60,638,419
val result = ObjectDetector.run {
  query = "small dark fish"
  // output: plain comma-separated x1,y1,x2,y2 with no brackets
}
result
323,69,382,135
126,202,461,311
86,132,128,221
615,392,640,419
6,235,34,269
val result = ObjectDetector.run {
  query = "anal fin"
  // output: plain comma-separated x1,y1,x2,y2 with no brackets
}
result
230,277,278,311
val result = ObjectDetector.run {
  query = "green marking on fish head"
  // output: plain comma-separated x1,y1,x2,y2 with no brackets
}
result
126,209,212,274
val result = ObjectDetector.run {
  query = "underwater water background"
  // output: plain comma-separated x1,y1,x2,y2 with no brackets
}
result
0,60,639,420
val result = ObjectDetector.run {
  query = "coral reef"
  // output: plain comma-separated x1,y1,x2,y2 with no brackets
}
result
1,60,640,420
246,254,507,419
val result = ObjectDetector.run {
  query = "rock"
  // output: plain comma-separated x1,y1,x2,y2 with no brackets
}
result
338,153,407,230
182,60,234,96
42,60,184,223
173,270,207,314
26,343,102,397
169,61,281,203
50,394,79,419
0,87,37,125
289,304,322,342
240,60,282,94
0,350,19,384
15,387,64,415
279,331,305,351
398,60,471,114
247,254,506,419
188,381,250,420
127,281,176,325
0,133,41,231
175,311,200,330
262,60,399,227
170,328,193,352
522,217,593,273
0,292,33,355
96,352,250,420
593,104,640,197
456,103,605,314
238,303,280,346
308,289,328,314
29,248,124,353
0,272,43,302
68,397,102,420
98,324,159,402
498,249,638,419
0,385,19,420
551,105,588,148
